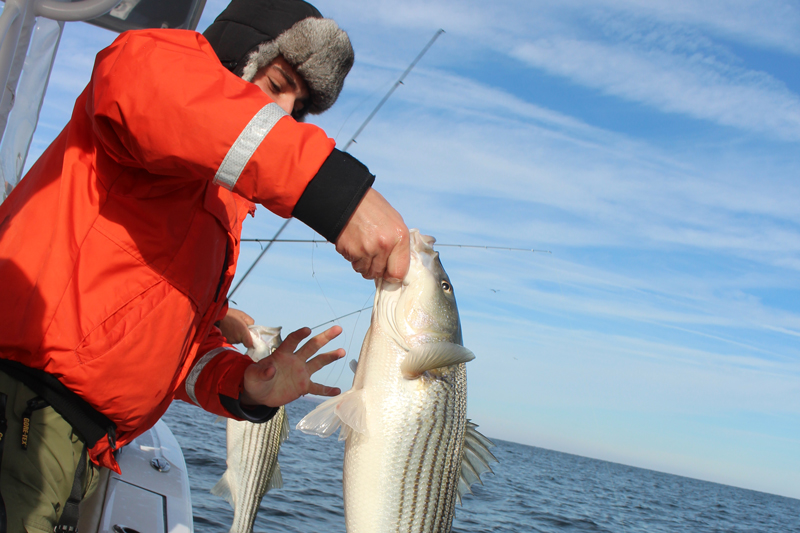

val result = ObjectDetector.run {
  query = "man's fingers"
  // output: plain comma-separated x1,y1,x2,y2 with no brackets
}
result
351,256,372,279
299,326,343,361
241,327,255,349
384,231,409,282
306,349,345,374
281,327,312,353
367,251,389,281
308,382,341,397
227,308,255,325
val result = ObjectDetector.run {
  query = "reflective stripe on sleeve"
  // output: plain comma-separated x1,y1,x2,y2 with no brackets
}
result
213,103,288,190
185,347,233,406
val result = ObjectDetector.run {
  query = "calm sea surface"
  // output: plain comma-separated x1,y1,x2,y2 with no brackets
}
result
162,399,799,533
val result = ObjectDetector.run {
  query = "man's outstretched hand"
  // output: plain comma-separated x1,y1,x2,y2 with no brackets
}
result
240,326,345,408
335,188,410,282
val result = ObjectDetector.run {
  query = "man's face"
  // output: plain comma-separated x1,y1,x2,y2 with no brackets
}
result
252,55,310,116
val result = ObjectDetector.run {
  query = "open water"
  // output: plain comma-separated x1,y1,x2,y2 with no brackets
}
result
162,398,799,533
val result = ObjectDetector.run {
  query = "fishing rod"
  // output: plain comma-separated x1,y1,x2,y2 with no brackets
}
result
241,238,551,254
228,29,445,298
228,219,290,299
311,306,374,330
342,29,444,152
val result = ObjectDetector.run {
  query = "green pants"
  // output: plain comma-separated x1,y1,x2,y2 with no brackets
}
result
0,371,99,533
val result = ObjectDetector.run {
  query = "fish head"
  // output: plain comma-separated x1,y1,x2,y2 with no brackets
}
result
245,325,283,362
376,229,462,349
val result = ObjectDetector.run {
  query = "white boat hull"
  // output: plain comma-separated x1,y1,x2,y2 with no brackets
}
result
78,420,194,533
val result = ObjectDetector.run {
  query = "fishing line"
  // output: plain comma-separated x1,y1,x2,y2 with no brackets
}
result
309,240,342,342
307,238,365,389
311,306,374,331
327,290,375,388
308,240,344,386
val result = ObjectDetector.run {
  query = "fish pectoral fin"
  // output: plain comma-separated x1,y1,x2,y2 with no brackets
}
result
266,462,283,492
296,395,342,438
349,359,358,374
335,388,367,437
401,342,475,379
457,420,498,503
296,389,367,438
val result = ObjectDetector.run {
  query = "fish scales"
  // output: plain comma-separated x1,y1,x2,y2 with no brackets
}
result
397,375,464,532
298,230,496,533
223,407,286,532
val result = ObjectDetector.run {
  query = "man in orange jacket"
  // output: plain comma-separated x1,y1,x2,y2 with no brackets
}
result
0,0,410,530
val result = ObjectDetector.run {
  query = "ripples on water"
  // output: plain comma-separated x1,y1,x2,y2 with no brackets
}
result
162,399,799,533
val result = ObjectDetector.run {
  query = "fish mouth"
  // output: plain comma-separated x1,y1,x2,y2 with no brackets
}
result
372,229,441,351
410,230,437,264
374,278,408,350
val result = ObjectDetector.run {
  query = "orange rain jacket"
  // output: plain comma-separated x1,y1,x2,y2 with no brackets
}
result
0,29,373,471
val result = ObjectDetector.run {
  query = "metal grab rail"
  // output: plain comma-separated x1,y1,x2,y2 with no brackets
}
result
0,0,118,148
0,1,35,144
34,0,120,21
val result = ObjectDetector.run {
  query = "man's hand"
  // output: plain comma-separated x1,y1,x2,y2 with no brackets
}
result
335,188,410,282
240,326,345,407
219,308,256,349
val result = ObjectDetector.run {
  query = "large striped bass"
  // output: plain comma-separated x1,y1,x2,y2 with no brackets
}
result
212,326,288,533
297,230,496,533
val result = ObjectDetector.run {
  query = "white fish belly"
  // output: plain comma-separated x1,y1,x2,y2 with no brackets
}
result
343,346,467,533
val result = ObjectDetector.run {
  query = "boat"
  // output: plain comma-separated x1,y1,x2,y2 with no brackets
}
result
77,421,194,533
0,2,210,530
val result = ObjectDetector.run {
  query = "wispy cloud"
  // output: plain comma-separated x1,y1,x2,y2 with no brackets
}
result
585,0,800,55
322,74,800,269
326,0,800,140
512,37,800,141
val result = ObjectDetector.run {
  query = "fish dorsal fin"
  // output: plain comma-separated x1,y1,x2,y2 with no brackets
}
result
401,342,475,379
296,389,367,439
456,420,498,504
210,469,234,506
266,462,283,492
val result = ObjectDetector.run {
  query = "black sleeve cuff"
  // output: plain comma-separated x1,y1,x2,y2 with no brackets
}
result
219,394,279,423
292,149,375,243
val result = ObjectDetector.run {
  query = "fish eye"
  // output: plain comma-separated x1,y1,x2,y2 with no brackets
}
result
441,280,452,292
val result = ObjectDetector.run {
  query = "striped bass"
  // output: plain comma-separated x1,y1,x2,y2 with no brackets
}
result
212,326,288,533
297,229,496,533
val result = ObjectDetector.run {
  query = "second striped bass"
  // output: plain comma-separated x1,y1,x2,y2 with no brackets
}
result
212,326,288,533
297,229,496,533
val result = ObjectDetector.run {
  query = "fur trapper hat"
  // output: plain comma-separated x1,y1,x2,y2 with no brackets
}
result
203,0,354,119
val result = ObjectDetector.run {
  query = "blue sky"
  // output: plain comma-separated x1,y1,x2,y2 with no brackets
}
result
9,0,800,500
